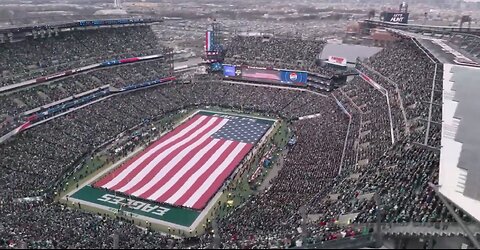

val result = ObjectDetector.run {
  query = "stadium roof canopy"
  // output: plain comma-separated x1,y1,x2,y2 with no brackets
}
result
319,44,382,63
440,64,480,222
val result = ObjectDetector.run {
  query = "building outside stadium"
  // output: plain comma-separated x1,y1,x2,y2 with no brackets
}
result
63,110,277,234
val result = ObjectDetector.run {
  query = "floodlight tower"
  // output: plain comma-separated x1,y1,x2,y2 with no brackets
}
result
204,19,224,63
114,0,122,9
399,2,408,13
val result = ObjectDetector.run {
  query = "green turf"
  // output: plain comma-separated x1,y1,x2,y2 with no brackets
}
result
71,185,200,227
58,108,289,233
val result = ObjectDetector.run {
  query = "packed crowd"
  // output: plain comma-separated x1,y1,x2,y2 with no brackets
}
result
294,38,451,241
216,101,351,248
0,78,348,248
337,76,392,166
0,26,162,86
0,33,452,249
364,38,442,148
0,201,196,249
0,58,171,118
316,140,450,224
331,92,360,174
356,64,408,141
0,81,331,200
224,36,325,70
210,37,449,247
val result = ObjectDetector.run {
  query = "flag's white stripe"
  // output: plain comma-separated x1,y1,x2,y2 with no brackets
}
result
117,118,226,193
101,115,209,189
207,32,211,50
129,120,228,195
130,137,217,196
152,140,233,202
182,142,247,208
142,139,225,200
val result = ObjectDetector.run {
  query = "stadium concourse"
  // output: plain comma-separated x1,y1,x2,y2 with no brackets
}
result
0,23,463,249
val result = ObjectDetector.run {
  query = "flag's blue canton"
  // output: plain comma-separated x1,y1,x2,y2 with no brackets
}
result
211,117,271,144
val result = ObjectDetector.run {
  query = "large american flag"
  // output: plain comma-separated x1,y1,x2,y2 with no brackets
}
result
94,114,272,210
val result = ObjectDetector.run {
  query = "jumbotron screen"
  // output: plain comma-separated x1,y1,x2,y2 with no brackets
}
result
242,68,280,81
223,65,307,85
223,65,237,76
279,70,308,84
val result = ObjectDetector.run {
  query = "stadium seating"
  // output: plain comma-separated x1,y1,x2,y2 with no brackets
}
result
0,58,171,118
0,81,335,200
0,30,452,249
224,36,325,71
0,202,188,249
362,39,442,148
0,26,162,87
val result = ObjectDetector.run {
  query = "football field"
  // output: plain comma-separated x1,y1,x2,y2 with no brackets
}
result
64,110,276,232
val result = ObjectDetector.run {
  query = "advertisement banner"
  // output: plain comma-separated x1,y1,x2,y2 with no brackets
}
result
119,57,140,64
222,66,309,85
383,12,409,24
223,65,237,77
327,56,348,67
280,71,308,84
101,60,120,67
45,71,68,81
71,185,200,227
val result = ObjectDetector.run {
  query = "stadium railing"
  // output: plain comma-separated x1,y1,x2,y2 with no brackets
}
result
295,234,376,249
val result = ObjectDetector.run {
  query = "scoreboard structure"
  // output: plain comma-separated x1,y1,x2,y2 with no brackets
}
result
222,64,308,86
381,1,410,24
204,22,224,63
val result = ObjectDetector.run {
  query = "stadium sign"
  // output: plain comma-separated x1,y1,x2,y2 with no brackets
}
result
279,70,308,84
97,194,170,216
390,14,405,23
70,185,200,227
289,72,298,81
327,56,347,67
383,12,409,24
235,69,242,76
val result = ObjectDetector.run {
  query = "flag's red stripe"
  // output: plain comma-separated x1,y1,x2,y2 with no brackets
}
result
137,137,215,199
94,115,203,188
191,144,253,209
173,141,241,207
108,116,212,191
152,139,227,202
123,118,224,195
